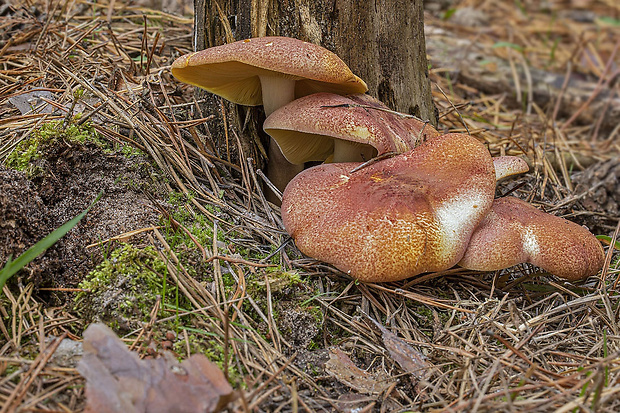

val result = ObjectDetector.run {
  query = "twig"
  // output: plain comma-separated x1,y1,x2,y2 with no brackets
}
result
434,82,470,135
1,333,67,413
205,254,276,268
320,103,428,123
349,151,399,173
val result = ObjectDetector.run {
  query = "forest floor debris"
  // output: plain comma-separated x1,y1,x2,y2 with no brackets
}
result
0,0,619,411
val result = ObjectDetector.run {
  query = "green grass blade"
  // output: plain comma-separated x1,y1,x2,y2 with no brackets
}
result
0,192,102,293
596,235,620,251
492,42,524,52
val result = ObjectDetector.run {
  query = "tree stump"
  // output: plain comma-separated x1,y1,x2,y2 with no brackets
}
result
192,0,436,199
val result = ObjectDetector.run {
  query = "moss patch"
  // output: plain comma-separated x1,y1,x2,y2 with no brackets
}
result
5,118,105,177
75,243,188,333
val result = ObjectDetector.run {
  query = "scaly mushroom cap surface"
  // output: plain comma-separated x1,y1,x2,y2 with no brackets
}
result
264,93,440,165
458,196,605,280
281,133,496,282
171,37,368,106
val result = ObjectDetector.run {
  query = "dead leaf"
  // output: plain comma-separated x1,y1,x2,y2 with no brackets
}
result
77,323,236,413
8,90,54,114
364,314,433,381
335,393,375,413
325,347,394,395
381,327,432,381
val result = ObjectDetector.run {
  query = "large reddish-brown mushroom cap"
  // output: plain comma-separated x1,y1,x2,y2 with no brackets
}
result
263,93,440,164
281,133,497,283
458,196,605,280
171,37,368,113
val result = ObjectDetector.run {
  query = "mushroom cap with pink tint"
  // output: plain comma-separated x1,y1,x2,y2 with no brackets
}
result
171,37,368,106
281,133,497,282
458,196,605,280
493,156,529,180
264,93,440,165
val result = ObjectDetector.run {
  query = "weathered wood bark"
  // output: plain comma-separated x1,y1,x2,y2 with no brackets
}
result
192,0,437,201
195,0,436,122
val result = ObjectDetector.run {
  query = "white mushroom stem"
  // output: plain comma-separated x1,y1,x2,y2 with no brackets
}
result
259,75,302,204
332,140,371,163
259,75,296,116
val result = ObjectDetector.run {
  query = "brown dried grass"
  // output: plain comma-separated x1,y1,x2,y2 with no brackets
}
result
0,0,619,411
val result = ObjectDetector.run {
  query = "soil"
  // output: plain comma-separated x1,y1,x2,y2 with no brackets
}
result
278,306,320,350
0,139,164,300
1,0,619,411
573,158,620,234
0,166,60,283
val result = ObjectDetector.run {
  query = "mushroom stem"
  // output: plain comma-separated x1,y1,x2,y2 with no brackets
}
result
259,75,302,204
332,139,372,163
259,75,296,116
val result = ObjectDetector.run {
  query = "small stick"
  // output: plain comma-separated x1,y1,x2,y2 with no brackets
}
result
205,254,276,268
247,158,276,225
606,220,620,290
145,31,160,75
320,103,428,123
349,151,399,173
140,15,148,75
435,82,470,135
259,237,292,264
256,169,282,202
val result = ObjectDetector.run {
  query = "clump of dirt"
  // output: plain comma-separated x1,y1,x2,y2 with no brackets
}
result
278,306,320,349
0,166,62,284
573,158,620,235
0,138,165,299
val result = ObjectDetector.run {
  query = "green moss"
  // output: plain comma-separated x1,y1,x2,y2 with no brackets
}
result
416,306,433,320
119,144,145,157
303,302,324,325
264,269,303,292
5,117,105,176
1,364,21,378
172,331,243,385
156,192,318,346
75,244,188,332
5,139,40,174
37,117,104,146
163,191,224,249
244,270,303,312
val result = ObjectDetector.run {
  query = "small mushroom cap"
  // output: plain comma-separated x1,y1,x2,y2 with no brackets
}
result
171,37,368,106
281,133,496,282
493,156,530,180
458,196,605,280
264,93,440,164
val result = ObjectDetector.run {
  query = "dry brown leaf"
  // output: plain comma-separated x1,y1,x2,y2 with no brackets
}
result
335,393,376,413
325,347,395,395
8,90,54,114
77,323,236,413
372,319,433,382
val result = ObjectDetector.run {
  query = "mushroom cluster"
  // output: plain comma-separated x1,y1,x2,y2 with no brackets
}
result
172,36,605,283
171,37,368,200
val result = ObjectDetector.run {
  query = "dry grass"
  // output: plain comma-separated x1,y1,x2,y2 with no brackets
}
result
0,0,619,411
